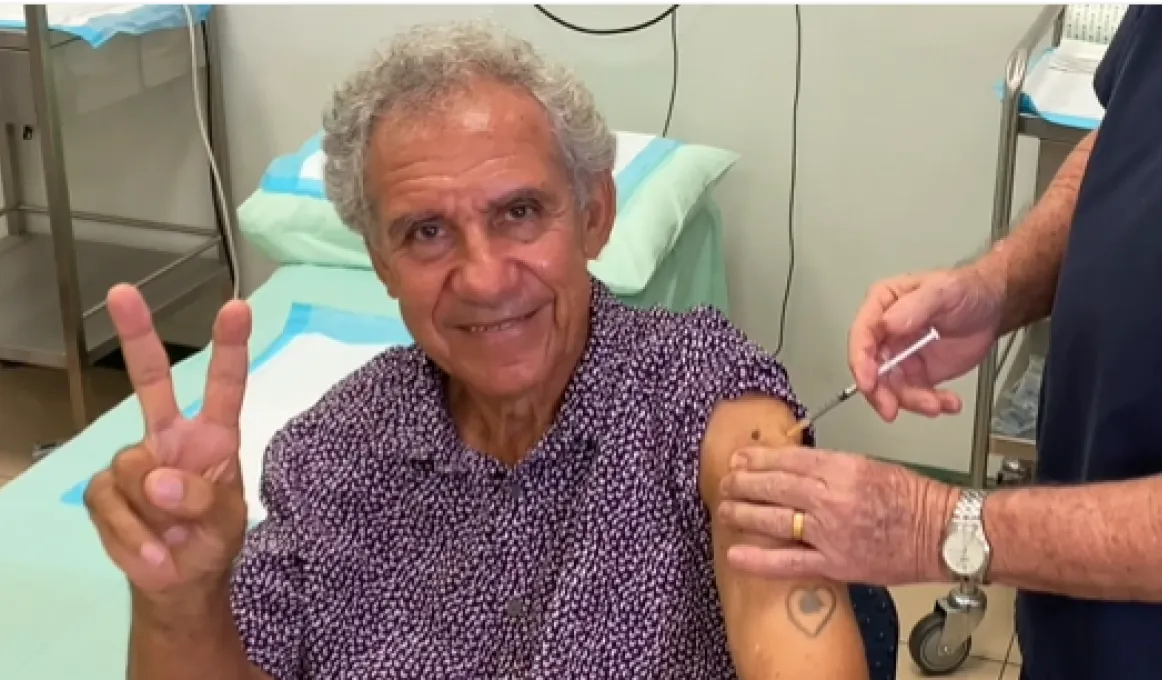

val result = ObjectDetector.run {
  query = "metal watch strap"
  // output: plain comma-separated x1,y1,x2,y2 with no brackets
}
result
953,488,987,525
952,488,990,586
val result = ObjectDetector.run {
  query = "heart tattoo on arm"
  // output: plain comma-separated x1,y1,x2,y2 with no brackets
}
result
786,586,838,638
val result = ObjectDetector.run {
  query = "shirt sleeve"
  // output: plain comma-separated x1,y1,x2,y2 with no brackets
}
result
665,307,813,507
229,428,308,680
1094,6,1142,109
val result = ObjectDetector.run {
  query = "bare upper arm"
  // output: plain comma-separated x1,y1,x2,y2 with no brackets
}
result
699,394,868,680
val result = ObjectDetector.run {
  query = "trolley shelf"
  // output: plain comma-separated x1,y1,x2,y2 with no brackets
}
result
0,232,226,368
0,5,237,431
990,432,1037,463
0,25,77,51
1018,114,1090,146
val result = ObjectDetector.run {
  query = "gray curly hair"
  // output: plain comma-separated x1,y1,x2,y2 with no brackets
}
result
322,20,617,243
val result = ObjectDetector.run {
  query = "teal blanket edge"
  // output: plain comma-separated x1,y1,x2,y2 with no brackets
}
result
59,302,414,507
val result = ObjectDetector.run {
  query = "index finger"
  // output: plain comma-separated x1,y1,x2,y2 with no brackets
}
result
720,469,822,510
107,284,180,433
733,445,828,477
848,276,917,392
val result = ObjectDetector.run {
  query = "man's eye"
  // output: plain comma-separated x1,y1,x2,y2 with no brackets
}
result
412,223,444,241
506,203,537,221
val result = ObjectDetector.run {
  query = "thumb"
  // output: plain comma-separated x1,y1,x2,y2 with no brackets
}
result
879,284,946,340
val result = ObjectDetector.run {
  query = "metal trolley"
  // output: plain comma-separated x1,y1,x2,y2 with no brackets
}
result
0,5,237,435
905,4,1108,674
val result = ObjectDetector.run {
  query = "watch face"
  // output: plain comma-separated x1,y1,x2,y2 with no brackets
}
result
943,526,987,577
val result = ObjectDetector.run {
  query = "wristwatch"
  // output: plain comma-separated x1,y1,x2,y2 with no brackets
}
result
940,488,993,588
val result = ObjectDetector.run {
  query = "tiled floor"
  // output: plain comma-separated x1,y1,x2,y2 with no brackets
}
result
891,583,1021,679
1,363,1025,679
0,448,26,489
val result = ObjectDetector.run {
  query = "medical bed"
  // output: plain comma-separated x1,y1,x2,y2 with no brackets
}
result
905,4,1123,675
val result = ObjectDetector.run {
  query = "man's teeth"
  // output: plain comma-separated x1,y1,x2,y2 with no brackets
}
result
468,319,518,333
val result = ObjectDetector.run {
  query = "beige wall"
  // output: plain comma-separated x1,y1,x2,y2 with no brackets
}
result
2,5,1049,472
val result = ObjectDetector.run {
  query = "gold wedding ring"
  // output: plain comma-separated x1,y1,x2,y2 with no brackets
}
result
791,510,806,543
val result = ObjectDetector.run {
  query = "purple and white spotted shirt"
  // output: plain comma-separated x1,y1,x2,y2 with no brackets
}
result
230,281,809,680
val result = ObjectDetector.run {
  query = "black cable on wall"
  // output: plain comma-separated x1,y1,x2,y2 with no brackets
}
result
533,5,680,136
536,5,803,359
774,4,803,357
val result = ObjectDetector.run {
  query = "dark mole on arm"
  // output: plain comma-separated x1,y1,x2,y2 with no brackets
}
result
750,429,761,442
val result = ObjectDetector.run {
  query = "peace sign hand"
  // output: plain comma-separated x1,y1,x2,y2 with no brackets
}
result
84,284,252,601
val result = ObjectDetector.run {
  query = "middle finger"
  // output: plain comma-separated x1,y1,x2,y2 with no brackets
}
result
199,300,252,428
885,361,941,417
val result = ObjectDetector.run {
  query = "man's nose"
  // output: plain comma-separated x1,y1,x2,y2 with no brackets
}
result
455,232,515,302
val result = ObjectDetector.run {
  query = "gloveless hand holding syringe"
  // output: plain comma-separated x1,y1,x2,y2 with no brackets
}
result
786,328,941,438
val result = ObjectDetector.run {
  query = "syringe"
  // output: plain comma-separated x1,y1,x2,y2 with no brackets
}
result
786,327,941,438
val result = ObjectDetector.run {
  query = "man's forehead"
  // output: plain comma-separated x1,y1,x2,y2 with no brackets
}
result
375,79,553,146
371,90,568,184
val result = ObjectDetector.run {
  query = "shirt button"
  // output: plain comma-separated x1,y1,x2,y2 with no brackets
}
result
506,481,524,500
506,597,527,618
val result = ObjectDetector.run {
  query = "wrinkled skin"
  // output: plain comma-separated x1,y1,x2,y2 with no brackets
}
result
848,265,1004,421
84,286,252,600
716,264,1003,586
719,445,953,585
365,77,615,458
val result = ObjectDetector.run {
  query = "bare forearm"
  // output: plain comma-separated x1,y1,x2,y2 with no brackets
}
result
975,130,1096,333
981,476,1162,601
129,586,267,680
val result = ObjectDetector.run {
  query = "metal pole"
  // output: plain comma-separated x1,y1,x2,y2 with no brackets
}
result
25,4,91,431
969,4,1065,489
202,10,240,297
0,123,27,235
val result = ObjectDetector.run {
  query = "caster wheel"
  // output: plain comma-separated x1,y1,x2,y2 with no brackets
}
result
908,611,972,676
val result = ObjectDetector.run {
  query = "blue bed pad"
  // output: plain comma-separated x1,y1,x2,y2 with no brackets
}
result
994,46,1101,132
59,300,414,509
0,5,212,49
0,266,405,678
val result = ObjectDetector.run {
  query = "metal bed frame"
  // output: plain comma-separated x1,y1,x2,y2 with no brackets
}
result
906,5,1097,675
0,5,237,435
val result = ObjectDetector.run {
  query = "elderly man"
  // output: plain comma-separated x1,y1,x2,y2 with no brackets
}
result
81,21,868,680
717,7,1162,680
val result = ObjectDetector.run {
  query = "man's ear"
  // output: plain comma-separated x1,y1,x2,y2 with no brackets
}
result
581,172,616,260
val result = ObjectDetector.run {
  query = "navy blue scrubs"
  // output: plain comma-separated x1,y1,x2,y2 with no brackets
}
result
1019,6,1162,679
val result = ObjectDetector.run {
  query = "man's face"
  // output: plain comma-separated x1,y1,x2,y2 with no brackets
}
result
367,79,615,400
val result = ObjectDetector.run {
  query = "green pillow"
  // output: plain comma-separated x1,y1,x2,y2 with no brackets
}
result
239,131,738,295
